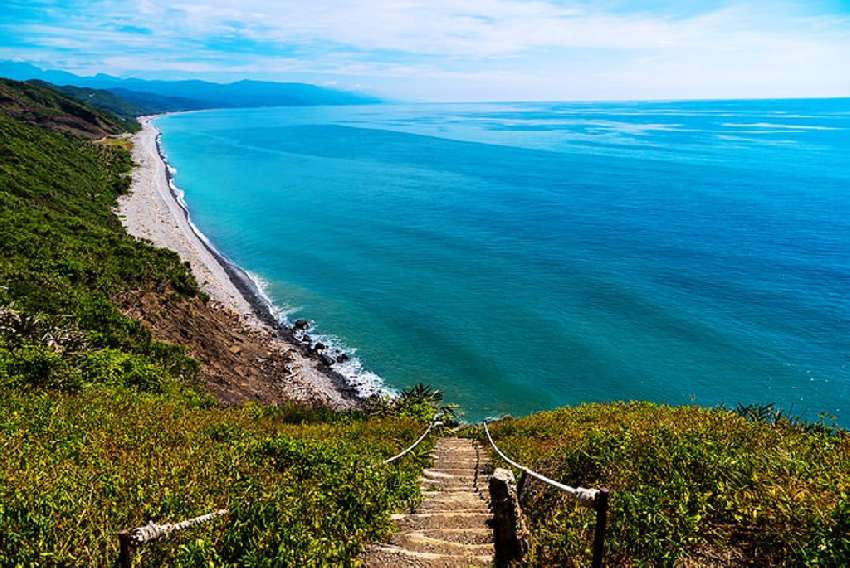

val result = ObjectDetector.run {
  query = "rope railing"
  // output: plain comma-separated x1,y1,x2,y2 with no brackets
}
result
483,420,598,505
117,510,228,567
384,412,443,464
483,419,610,568
129,509,229,545
117,414,443,565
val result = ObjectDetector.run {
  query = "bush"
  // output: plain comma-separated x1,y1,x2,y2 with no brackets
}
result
476,402,850,566
81,348,171,392
0,385,434,566
1,343,82,390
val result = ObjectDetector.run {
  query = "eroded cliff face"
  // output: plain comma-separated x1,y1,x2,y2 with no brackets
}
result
117,289,357,408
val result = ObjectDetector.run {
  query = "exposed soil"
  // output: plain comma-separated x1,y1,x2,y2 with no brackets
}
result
117,290,347,408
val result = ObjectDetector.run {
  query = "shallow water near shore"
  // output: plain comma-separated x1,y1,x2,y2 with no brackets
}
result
156,100,850,423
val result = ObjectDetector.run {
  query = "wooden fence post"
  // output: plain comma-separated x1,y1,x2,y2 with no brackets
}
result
591,488,609,568
489,468,530,565
117,530,133,568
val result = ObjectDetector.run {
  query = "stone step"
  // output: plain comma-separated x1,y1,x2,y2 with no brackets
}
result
416,503,490,515
391,532,494,556
417,498,489,511
422,470,479,482
361,436,493,567
364,545,492,568
394,512,492,531
425,467,481,474
411,528,494,545
420,480,480,491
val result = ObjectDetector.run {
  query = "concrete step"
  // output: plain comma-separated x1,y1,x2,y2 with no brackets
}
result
411,528,494,545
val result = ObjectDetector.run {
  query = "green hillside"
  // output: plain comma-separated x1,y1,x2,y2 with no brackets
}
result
0,81,435,566
0,78,138,136
477,403,849,566
55,83,205,119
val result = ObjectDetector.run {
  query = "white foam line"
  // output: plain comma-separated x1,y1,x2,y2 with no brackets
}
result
158,131,391,400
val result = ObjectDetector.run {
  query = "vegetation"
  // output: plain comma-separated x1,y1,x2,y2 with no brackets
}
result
0,111,200,393
0,79,437,565
0,78,138,136
56,83,204,121
0,385,434,566
476,402,849,566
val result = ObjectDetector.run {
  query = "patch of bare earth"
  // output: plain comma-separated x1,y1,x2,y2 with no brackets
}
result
117,290,340,407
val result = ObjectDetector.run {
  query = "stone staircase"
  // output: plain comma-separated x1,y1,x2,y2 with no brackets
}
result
362,437,494,567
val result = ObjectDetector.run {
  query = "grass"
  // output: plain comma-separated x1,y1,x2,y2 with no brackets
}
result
93,135,133,151
0,80,438,566
474,402,849,567
0,384,435,566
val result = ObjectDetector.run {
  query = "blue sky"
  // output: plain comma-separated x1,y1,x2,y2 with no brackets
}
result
1,0,849,100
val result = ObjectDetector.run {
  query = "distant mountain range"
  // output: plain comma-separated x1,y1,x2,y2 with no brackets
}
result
0,61,380,113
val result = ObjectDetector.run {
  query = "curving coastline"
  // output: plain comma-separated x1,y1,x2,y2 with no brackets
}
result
118,115,365,408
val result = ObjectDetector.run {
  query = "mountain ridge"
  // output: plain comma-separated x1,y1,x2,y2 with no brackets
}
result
0,61,381,110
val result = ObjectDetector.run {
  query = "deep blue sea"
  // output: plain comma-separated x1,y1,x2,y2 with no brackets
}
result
156,100,850,424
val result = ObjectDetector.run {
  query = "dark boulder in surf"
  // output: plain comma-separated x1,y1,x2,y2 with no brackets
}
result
293,319,310,331
336,353,350,364
313,342,327,352
320,354,336,366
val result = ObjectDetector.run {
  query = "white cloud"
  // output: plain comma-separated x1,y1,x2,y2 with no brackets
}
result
2,0,849,100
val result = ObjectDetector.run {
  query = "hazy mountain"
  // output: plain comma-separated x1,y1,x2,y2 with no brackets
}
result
53,84,206,119
0,61,380,110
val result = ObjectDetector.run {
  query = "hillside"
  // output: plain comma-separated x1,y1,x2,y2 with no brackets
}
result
477,403,849,566
0,79,436,565
53,83,204,120
0,77,137,137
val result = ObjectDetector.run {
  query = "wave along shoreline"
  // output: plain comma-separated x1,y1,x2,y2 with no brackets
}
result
152,120,389,399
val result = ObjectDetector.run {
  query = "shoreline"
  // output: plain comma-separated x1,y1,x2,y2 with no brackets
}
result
119,115,365,408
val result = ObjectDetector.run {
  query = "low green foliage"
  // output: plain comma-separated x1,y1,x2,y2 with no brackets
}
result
477,402,849,567
0,111,201,394
0,96,438,566
0,385,433,566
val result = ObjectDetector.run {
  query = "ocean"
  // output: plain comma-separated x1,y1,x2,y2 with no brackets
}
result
155,100,849,424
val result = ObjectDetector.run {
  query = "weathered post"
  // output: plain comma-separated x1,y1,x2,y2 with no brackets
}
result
117,530,133,568
489,468,530,565
591,488,610,568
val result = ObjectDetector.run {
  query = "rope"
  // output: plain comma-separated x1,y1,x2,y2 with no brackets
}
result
483,420,598,506
122,413,442,550
383,413,443,464
129,509,228,546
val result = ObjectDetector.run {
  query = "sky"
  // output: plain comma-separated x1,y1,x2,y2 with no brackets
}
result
1,0,849,101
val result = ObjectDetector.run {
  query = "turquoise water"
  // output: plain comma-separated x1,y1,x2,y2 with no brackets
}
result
156,100,850,423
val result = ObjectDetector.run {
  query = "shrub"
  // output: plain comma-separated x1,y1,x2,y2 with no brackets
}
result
81,348,171,392
0,385,433,566
1,343,82,390
475,402,849,566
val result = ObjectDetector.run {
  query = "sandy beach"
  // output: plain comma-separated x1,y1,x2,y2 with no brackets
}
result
117,116,358,409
